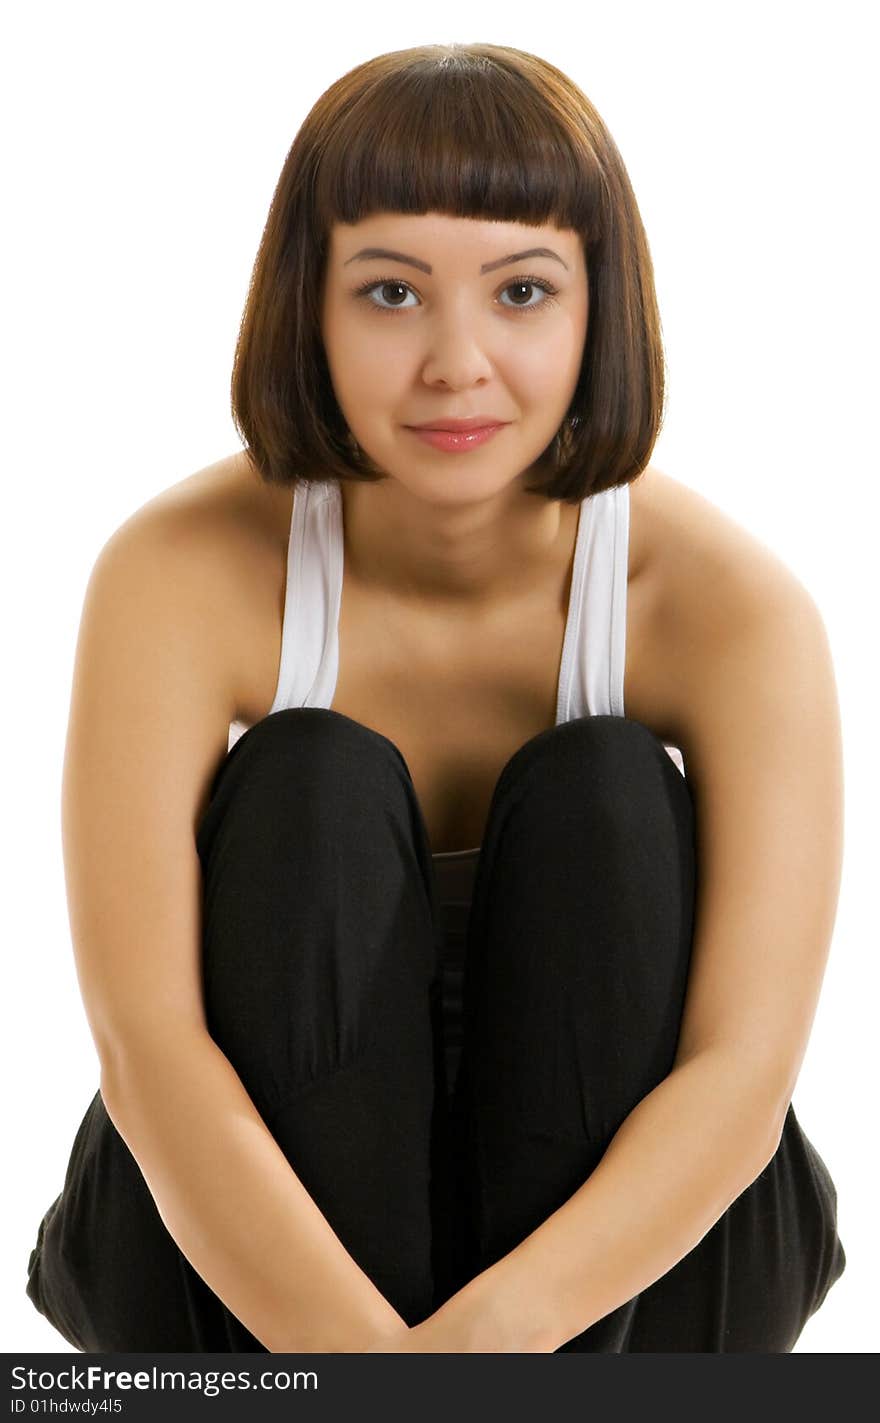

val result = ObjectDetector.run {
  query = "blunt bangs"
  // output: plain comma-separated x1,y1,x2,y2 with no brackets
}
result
310,53,606,238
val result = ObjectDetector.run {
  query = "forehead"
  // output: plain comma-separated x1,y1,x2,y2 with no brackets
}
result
328,210,581,267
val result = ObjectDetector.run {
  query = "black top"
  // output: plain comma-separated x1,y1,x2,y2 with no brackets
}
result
432,848,480,1097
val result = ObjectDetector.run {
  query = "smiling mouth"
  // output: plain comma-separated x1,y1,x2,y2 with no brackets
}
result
405,424,508,452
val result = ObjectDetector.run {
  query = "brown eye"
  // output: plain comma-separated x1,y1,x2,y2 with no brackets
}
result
498,278,560,311
375,282,410,307
354,278,419,313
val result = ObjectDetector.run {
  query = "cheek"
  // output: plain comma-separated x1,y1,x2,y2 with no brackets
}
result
527,313,587,405
325,332,393,412
509,333,579,407
323,300,382,388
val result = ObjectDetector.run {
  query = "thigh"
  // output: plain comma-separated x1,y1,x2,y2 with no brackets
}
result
196,707,439,1125
197,709,446,1324
449,715,696,1272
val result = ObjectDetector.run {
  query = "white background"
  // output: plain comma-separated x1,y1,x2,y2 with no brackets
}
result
3,0,876,1354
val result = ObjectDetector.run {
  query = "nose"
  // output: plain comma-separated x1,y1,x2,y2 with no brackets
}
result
419,304,496,389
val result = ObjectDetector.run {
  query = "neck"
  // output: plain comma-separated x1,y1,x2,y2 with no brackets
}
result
339,476,577,611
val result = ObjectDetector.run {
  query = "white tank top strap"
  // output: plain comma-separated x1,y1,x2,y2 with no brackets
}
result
556,481,683,774
557,481,629,723
268,478,342,716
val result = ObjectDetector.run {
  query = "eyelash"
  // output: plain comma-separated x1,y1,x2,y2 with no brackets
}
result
351,273,560,317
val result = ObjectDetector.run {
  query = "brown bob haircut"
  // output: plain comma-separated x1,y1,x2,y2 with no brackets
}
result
231,42,666,504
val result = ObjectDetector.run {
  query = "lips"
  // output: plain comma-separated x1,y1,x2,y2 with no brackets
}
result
407,423,507,452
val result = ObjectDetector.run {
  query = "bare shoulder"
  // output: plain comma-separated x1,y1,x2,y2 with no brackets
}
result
106,450,294,724
116,448,291,564
630,463,813,606
626,463,825,748
626,461,814,623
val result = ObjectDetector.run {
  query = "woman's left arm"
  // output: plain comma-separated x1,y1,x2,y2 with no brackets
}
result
400,527,845,1354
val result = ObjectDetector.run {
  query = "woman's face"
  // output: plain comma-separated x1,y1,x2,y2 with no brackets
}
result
320,210,589,505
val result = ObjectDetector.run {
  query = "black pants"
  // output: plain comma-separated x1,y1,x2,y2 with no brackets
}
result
26,709,846,1352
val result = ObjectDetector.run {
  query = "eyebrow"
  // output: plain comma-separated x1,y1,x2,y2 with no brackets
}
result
342,246,569,274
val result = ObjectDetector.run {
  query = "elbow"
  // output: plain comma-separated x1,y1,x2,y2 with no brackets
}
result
99,1053,139,1134
740,1060,796,1173
98,1019,209,1128
759,1092,793,1172
674,1048,791,1186
738,1086,792,1184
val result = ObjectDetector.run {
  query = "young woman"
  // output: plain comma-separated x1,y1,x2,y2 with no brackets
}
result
25,42,846,1353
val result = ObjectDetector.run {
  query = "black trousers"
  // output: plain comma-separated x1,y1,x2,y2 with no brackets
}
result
26,708,846,1352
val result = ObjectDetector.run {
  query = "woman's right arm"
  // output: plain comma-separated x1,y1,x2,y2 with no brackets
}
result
62,503,409,1354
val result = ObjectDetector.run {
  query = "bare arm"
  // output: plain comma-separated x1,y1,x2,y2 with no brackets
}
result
65,504,407,1353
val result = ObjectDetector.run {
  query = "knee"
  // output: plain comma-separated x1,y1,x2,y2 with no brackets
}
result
498,715,693,844
197,708,412,855
233,706,395,770
502,713,672,788
216,706,408,802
